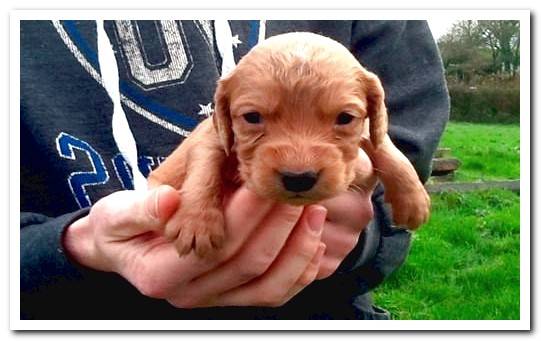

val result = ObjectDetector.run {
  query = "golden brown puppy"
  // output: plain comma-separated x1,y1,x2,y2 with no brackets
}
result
148,32,430,257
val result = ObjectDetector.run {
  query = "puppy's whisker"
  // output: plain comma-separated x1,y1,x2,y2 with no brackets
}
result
233,173,243,184
373,166,390,176
251,133,264,144
349,183,370,194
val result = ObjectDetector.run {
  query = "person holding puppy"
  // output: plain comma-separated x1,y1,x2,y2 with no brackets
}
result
20,20,449,319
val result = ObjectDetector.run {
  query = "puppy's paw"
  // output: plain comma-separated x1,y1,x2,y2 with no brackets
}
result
166,207,226,258
384,182,430,230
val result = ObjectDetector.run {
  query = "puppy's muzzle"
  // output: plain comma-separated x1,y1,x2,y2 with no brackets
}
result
280,171,319,193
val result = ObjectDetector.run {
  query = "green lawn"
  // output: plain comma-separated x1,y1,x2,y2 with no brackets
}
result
373,189,520,320
438,122,520,181
372,121,521,320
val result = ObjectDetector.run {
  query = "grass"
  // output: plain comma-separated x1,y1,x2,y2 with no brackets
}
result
438,122,520,182
372,189,520,320
371,121,521,320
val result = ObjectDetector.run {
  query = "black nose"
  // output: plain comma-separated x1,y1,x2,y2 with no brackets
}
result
280,171,319,193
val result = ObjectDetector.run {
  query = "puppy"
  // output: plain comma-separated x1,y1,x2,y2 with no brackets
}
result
148,32,430,257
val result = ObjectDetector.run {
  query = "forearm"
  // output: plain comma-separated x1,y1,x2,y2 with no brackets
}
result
351,20,450,181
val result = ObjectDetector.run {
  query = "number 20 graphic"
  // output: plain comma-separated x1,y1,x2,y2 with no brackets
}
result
56,132,109,208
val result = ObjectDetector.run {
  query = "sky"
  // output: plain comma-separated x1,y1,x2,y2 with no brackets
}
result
428,18,460,41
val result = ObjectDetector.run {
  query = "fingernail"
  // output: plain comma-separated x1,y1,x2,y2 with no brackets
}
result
149,187,162,220
313,243,326,264
308,205,327,234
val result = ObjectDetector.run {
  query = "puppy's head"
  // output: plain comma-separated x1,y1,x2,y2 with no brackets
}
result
213,32,387,204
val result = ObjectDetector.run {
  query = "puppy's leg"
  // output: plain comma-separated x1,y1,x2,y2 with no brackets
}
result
148,119,227,257
171,142,227,257
149,117,223,191
359,135,430,229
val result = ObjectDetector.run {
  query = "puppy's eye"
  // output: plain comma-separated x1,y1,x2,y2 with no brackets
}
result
336,112,355,125
242,112,262,124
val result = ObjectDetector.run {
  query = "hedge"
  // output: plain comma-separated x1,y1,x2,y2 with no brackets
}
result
447,78,520,124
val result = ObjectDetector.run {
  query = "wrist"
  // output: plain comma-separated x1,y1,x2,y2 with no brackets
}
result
62,215,100,270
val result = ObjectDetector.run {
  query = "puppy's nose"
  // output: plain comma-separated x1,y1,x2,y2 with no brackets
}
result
280,171,318,193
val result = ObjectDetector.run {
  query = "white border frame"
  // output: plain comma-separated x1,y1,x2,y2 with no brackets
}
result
10,9,531,331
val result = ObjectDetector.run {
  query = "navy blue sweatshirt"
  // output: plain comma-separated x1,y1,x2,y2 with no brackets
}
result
20,20,449,319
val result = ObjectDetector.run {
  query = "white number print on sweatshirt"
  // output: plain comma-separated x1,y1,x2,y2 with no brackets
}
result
113,20,194,90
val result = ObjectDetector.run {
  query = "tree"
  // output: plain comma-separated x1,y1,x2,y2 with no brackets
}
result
477,20,520,75
438,20,520,80
438,21,490,81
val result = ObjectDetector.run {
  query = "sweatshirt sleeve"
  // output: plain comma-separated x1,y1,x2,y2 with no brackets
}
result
20,210,90,289
20,209,188,320
20,210,89,319
342,20,450,290
350,20,450,183
19,210,162,319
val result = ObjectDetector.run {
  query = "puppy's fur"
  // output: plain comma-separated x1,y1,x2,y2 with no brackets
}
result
148,32,430,257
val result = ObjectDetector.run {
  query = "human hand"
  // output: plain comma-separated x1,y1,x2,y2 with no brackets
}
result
316,150,375,279
316,190,374,279
63,185,326,308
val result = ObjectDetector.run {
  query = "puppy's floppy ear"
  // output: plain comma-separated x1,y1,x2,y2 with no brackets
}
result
361,70,389,147
213,77,234,155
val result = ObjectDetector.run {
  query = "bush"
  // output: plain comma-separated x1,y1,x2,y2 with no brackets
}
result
447,77,520,124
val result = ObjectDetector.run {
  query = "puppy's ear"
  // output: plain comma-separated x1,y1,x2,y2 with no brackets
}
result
213,77,234,155
361,70,388,147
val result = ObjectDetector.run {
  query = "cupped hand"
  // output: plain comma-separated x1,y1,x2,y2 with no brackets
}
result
64,185,326,308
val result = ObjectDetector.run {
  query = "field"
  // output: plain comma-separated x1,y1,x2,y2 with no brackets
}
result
438,122,520,181
372,122,521,320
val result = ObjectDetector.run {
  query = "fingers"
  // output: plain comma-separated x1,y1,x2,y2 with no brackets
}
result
317,222,359,280
320,190,373,228
182,185,276,259
179,202,305,300
207,205,326,308
282,243,326,302
223,186,275,245
128,192,281,304
159,186,278,282
317,190,374,280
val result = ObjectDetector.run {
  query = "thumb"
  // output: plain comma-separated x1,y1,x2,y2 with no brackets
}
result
147,185,181,224
136,185,181,231
98,186,181,239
